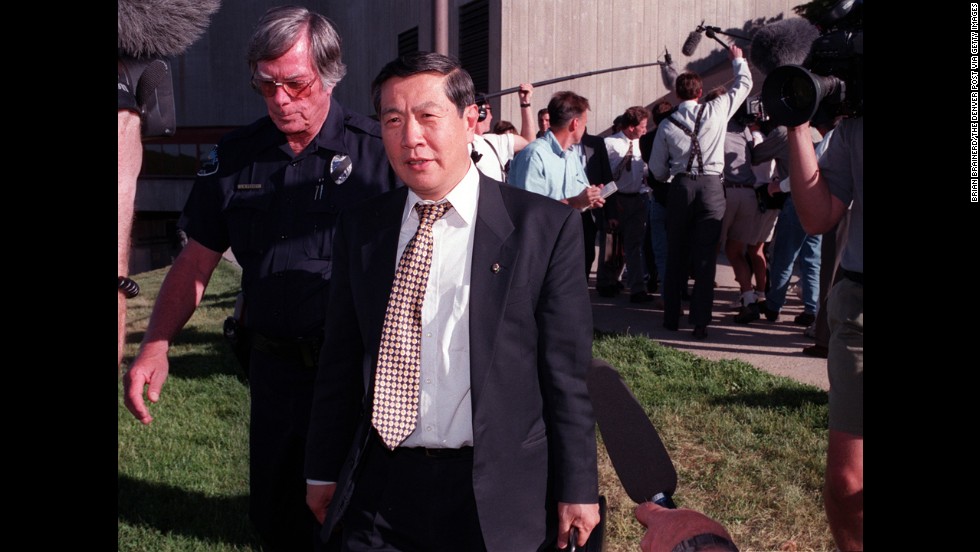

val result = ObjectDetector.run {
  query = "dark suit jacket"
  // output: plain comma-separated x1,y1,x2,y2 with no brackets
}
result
305,174,599,552
579,132,613,186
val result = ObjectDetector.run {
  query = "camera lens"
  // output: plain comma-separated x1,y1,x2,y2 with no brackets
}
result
763,65,844,127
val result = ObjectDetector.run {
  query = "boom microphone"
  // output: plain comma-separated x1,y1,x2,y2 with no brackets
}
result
587,358,678,508
661,47,679,90
118,0,221,138
749,17,821,76
681,28,703,56
118,0,222,59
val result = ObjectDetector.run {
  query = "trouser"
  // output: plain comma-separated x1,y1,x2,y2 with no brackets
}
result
248,347,327,551
342,432,486,552
582,210,598,281
766,197,822,313
664,174,725,327
815,210,851,347
827,276,864,437
597,193,649,294
647,197,668,288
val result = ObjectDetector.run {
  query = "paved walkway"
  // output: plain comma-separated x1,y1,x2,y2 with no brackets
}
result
590,253,830,391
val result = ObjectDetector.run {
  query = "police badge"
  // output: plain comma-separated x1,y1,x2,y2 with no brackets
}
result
198,145,219,176
330,153,352,185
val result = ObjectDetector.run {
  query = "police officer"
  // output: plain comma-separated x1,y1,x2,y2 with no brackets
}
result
123,7,398,551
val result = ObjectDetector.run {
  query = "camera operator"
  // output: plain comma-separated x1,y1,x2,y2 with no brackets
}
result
755,6,862,545
787,106,862,552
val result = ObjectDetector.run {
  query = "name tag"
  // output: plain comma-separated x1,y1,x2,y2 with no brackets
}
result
236,184,263,190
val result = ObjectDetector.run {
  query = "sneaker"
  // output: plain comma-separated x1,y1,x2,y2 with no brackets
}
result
794,312,816,326
728,297,743,310
759,300,780,322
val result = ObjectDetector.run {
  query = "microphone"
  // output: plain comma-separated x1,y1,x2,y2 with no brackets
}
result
660,47,679,90
118,0,222,58
749,17,821,76
587,358,678,508
118,0,221,137
681,27,704,56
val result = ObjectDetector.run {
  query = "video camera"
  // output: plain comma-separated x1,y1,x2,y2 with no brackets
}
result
761,0,863,127
118,56,177,138
746,96,769,123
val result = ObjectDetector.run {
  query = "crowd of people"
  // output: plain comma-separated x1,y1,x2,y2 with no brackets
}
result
120,5,862,552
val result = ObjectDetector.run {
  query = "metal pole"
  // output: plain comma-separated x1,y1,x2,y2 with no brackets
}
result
482,60,671,100
433,0,449,55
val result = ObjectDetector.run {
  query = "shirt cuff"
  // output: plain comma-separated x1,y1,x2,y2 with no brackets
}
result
306,479,335,485
779,177,791,194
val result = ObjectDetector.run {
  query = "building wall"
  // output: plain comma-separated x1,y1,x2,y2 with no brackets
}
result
496,0,801,135
135,0,805,274
169,0,803,130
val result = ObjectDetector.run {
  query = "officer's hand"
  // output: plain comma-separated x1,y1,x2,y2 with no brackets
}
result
123,344,171,425
307,483,337,524
729,45,743,60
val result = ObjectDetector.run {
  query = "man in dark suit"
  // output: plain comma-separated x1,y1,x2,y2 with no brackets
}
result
576,131,614,281
305,52,600,552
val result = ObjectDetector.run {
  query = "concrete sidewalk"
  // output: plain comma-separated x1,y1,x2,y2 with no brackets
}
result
590,254,830,391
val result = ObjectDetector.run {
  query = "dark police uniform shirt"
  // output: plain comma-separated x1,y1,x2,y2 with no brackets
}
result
180,100,398,339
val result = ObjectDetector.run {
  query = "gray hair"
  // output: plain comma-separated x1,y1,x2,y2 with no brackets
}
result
246,6,347,89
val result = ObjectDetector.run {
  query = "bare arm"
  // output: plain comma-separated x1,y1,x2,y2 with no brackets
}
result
787,122,848,235
123,238,223,424
515,83,536,151
118,110,142,369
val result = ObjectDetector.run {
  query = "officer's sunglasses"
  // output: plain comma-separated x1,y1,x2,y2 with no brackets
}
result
250,76,316,98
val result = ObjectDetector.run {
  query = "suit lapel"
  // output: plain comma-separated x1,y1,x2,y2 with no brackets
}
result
360,187,408,361
469,176,518,397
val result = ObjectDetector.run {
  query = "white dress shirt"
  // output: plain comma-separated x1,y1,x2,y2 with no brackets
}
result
605,132,648,193
398,163,479,448
649,57,752,181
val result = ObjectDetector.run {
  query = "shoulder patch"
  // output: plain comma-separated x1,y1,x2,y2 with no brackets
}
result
197,145,219,176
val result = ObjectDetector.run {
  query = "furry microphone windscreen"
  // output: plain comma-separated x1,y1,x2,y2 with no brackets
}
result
661,62,679,90
681,30,703,57
749,18,821,76
118,0,222,58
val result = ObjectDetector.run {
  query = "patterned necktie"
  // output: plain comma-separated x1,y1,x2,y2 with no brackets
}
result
372,201,452,449
614,140,634,180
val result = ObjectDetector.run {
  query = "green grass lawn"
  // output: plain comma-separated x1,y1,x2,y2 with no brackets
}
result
119,261,834,551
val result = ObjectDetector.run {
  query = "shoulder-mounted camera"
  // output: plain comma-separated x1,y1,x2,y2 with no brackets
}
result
761,0,863,127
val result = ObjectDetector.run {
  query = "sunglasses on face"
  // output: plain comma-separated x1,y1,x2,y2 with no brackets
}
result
250,76,316,98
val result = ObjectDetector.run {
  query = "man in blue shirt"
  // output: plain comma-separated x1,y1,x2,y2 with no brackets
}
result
509,91,605,212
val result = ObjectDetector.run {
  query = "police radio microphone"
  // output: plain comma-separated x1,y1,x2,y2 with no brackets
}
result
118,0,221,138
681,23,704,56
